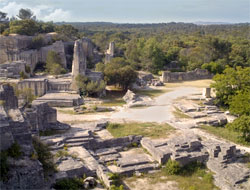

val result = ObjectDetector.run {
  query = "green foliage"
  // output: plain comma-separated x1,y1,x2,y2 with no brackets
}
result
53,178,84,190
95,62,105,72
19,71,28,79
201,61,224,74
104,58,138,90
0,142,22,181
30,35,45,49
32,137,56,176
25,65,31,73
17,8,35,20
108,173,123,188
229,90,250,116
0,151,9,181
226,115,250,141
55,24,79,40
9,19,40,36
7,142,22,158
164,159,181,175
46,51,66,75
211,67,250,107
75,74,106,97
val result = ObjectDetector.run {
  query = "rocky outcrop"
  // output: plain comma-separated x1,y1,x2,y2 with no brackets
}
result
0,84,45,189
123,90,152,108
161,69,212,82
105,42,115,64
0,61,29,79
24,101,70,133
0,34,67,74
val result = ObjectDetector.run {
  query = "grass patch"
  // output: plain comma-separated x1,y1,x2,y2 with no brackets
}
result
173,107,191,119
107,122,175,139
134,89,168,98
101,99,126,107
200,125,250,146
39,129,67,136
125,162,218,190
100,90,126,107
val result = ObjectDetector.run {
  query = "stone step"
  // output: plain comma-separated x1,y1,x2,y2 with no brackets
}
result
65,138,92,144
99,153,121,163
119,163,159,176
95,148,119,156
117,155,153,168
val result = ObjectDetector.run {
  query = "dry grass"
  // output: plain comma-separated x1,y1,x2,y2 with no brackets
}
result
165,79,213,88
107,122,175,139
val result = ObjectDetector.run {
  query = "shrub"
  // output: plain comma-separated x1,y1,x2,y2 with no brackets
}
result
9,19,40,36
7,142,22,158
164,159,181,175
30,35,45,49
46,51,66,75
19,71,28,79
25,65,31,73
226,115,250,141
53,178,84,190
0,151,9,181
75,74,106,97
229,90,250,116
32,137,56,176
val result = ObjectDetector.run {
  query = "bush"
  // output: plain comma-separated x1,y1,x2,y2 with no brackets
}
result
25,65,31,73
7,142,22,158
9,19,40,36
53,178,84,190
19,71,28,79
30,35,45,49
46,51,66,75
32,137,56,176
229,90,250,116
75,74,106,97
226,115,250,141
0,151,9,181
164,159,181,175
0,142,22,181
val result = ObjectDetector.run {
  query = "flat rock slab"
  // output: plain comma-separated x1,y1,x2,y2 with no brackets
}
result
68,146,100,174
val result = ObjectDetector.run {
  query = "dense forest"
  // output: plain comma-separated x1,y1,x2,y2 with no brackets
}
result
66,22,250,74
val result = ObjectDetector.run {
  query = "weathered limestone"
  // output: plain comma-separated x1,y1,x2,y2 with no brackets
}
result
39,40,67,68
0,61,28,78
0,34,67,73
141,134,209,166
203,87,211,98
0,84,45,189
105,42,115,64
123,90,152,108
34,92,83,107
161,69,212,82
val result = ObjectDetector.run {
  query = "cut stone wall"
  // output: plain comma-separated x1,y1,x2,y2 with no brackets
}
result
17,79,48,97
161,69,212,82
0,34,67,73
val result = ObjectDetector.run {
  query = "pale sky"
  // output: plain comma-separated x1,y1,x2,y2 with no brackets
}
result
0,0,249,23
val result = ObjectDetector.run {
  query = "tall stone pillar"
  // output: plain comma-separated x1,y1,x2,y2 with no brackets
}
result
71,40,87,90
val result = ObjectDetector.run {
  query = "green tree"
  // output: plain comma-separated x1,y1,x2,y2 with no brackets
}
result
211,67,250,106
226,115,250,141
95,62,105,72
229,90,250,116
46,51,66,75
9,19,40,35
55,24,79,40
17,8,35,20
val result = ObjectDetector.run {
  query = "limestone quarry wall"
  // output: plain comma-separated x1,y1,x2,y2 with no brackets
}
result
161,69,212,82
17,79,48,97
0,35,67,73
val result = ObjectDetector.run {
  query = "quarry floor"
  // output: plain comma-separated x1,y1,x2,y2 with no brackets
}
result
55,80,250,190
